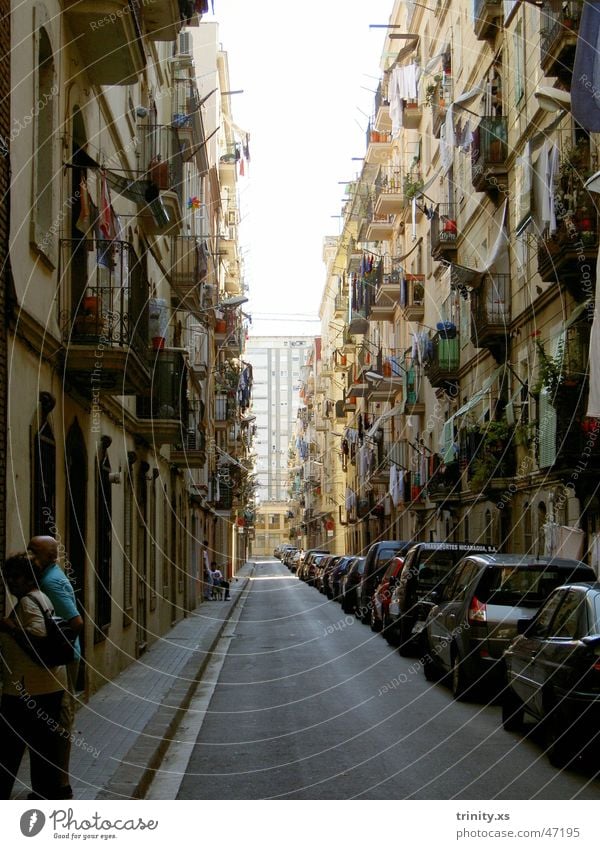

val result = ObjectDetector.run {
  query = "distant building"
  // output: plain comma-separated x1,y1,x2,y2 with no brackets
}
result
245,336,311,553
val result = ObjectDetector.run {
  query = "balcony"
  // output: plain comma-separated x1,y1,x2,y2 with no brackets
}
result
215,319,245,356
143,0,183,41
463,422,516,494
62,1,145,85
365,198,395,241
427,459,461,502
431,204,458,261
537,208,598,299
400,274,425,321
60,239,150,395
172,79,207,170
471,117,508,193
404,359,425,414
374,167,405,216
334,293,348,319
540,0,582,81
373,79,392,132
470,273,510,357
211,472,234,511
170,401,207,468
214,392,235,425
424,332,460,391
169,236,205,312
473,0,502,40
135,350,186,445
365,351,405,401
369,262,402,322
365,125,393,165
402,100,422,129
430,77,452,139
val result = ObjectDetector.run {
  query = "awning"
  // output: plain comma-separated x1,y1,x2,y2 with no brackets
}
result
70,149,152,205
450,200,508,289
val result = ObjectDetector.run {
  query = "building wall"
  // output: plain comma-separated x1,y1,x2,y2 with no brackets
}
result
0,0,9,605
245,336,310,502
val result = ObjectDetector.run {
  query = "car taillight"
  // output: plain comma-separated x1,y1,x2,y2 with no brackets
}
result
592,659,600,672
468,595,487,624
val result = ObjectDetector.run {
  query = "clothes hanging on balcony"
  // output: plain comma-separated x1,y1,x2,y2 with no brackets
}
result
99,170,115,240
535,140,559,235
75,176,91,235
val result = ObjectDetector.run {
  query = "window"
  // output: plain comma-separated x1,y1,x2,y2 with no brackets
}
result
550,591,585,639
530,591,565,639
31,22,57,263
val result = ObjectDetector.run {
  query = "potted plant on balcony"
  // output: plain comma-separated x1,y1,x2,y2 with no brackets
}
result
533,339,564,399
403,172,424,200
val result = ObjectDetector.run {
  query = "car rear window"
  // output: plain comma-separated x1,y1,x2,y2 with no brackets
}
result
476,567,593,607
417,552,457,591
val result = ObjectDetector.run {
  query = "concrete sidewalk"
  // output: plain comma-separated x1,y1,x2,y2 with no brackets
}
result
11,561,255,800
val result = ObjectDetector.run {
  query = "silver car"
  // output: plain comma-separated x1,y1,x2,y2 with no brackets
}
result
423,554,595,700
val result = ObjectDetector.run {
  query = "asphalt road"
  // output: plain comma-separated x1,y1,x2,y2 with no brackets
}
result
175,559,600,800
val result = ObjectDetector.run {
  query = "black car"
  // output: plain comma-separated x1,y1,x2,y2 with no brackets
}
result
358,540,413,623
331,556,353,602
341,557,366,614
388,542,497,653
423,554,595,698
503,582,600,766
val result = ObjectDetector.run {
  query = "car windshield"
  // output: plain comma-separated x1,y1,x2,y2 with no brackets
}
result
417,552,457,592
476,567,591,607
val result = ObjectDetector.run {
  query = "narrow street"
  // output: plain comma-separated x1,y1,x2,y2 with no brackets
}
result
145,560,600,800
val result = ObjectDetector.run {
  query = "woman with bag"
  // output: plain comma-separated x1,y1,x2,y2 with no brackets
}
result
0,553,67,800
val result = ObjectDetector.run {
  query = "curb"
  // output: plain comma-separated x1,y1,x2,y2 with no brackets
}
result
97,563,255,800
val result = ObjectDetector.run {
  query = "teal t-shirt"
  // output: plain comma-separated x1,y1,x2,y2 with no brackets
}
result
39,563,81,661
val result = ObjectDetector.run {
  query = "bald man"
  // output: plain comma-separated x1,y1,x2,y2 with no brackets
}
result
28,536,83,800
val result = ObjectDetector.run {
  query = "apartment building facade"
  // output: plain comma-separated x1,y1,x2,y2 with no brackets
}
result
290,0,600,569
245,335,310,554
5,4,252,696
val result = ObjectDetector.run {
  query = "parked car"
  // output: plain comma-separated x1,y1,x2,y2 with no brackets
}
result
297,549,327,581
357,540,413,622
502,582,600,766
423,554,595,700
321,556,341,597
306,552,328,587
290,550,303,573
371,556,405,633
330,556,353,602
388,542,497,653
341,557,366,614
314,555,334,593
282,547,297,567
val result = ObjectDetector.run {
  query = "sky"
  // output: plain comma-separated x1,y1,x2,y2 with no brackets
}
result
201,1,394,337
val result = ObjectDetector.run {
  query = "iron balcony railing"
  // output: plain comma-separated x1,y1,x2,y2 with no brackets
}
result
136,350,187,422
59,238,148,356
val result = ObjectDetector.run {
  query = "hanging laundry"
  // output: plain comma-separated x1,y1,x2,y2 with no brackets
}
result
75,175,91,236
99,170,115,240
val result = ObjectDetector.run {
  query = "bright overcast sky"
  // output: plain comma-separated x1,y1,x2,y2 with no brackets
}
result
202,1,393,337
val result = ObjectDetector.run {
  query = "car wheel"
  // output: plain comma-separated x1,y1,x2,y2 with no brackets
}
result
501,689,524,732
451,650,469,701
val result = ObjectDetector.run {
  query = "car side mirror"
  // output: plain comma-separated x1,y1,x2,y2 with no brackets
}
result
517,617,533,635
